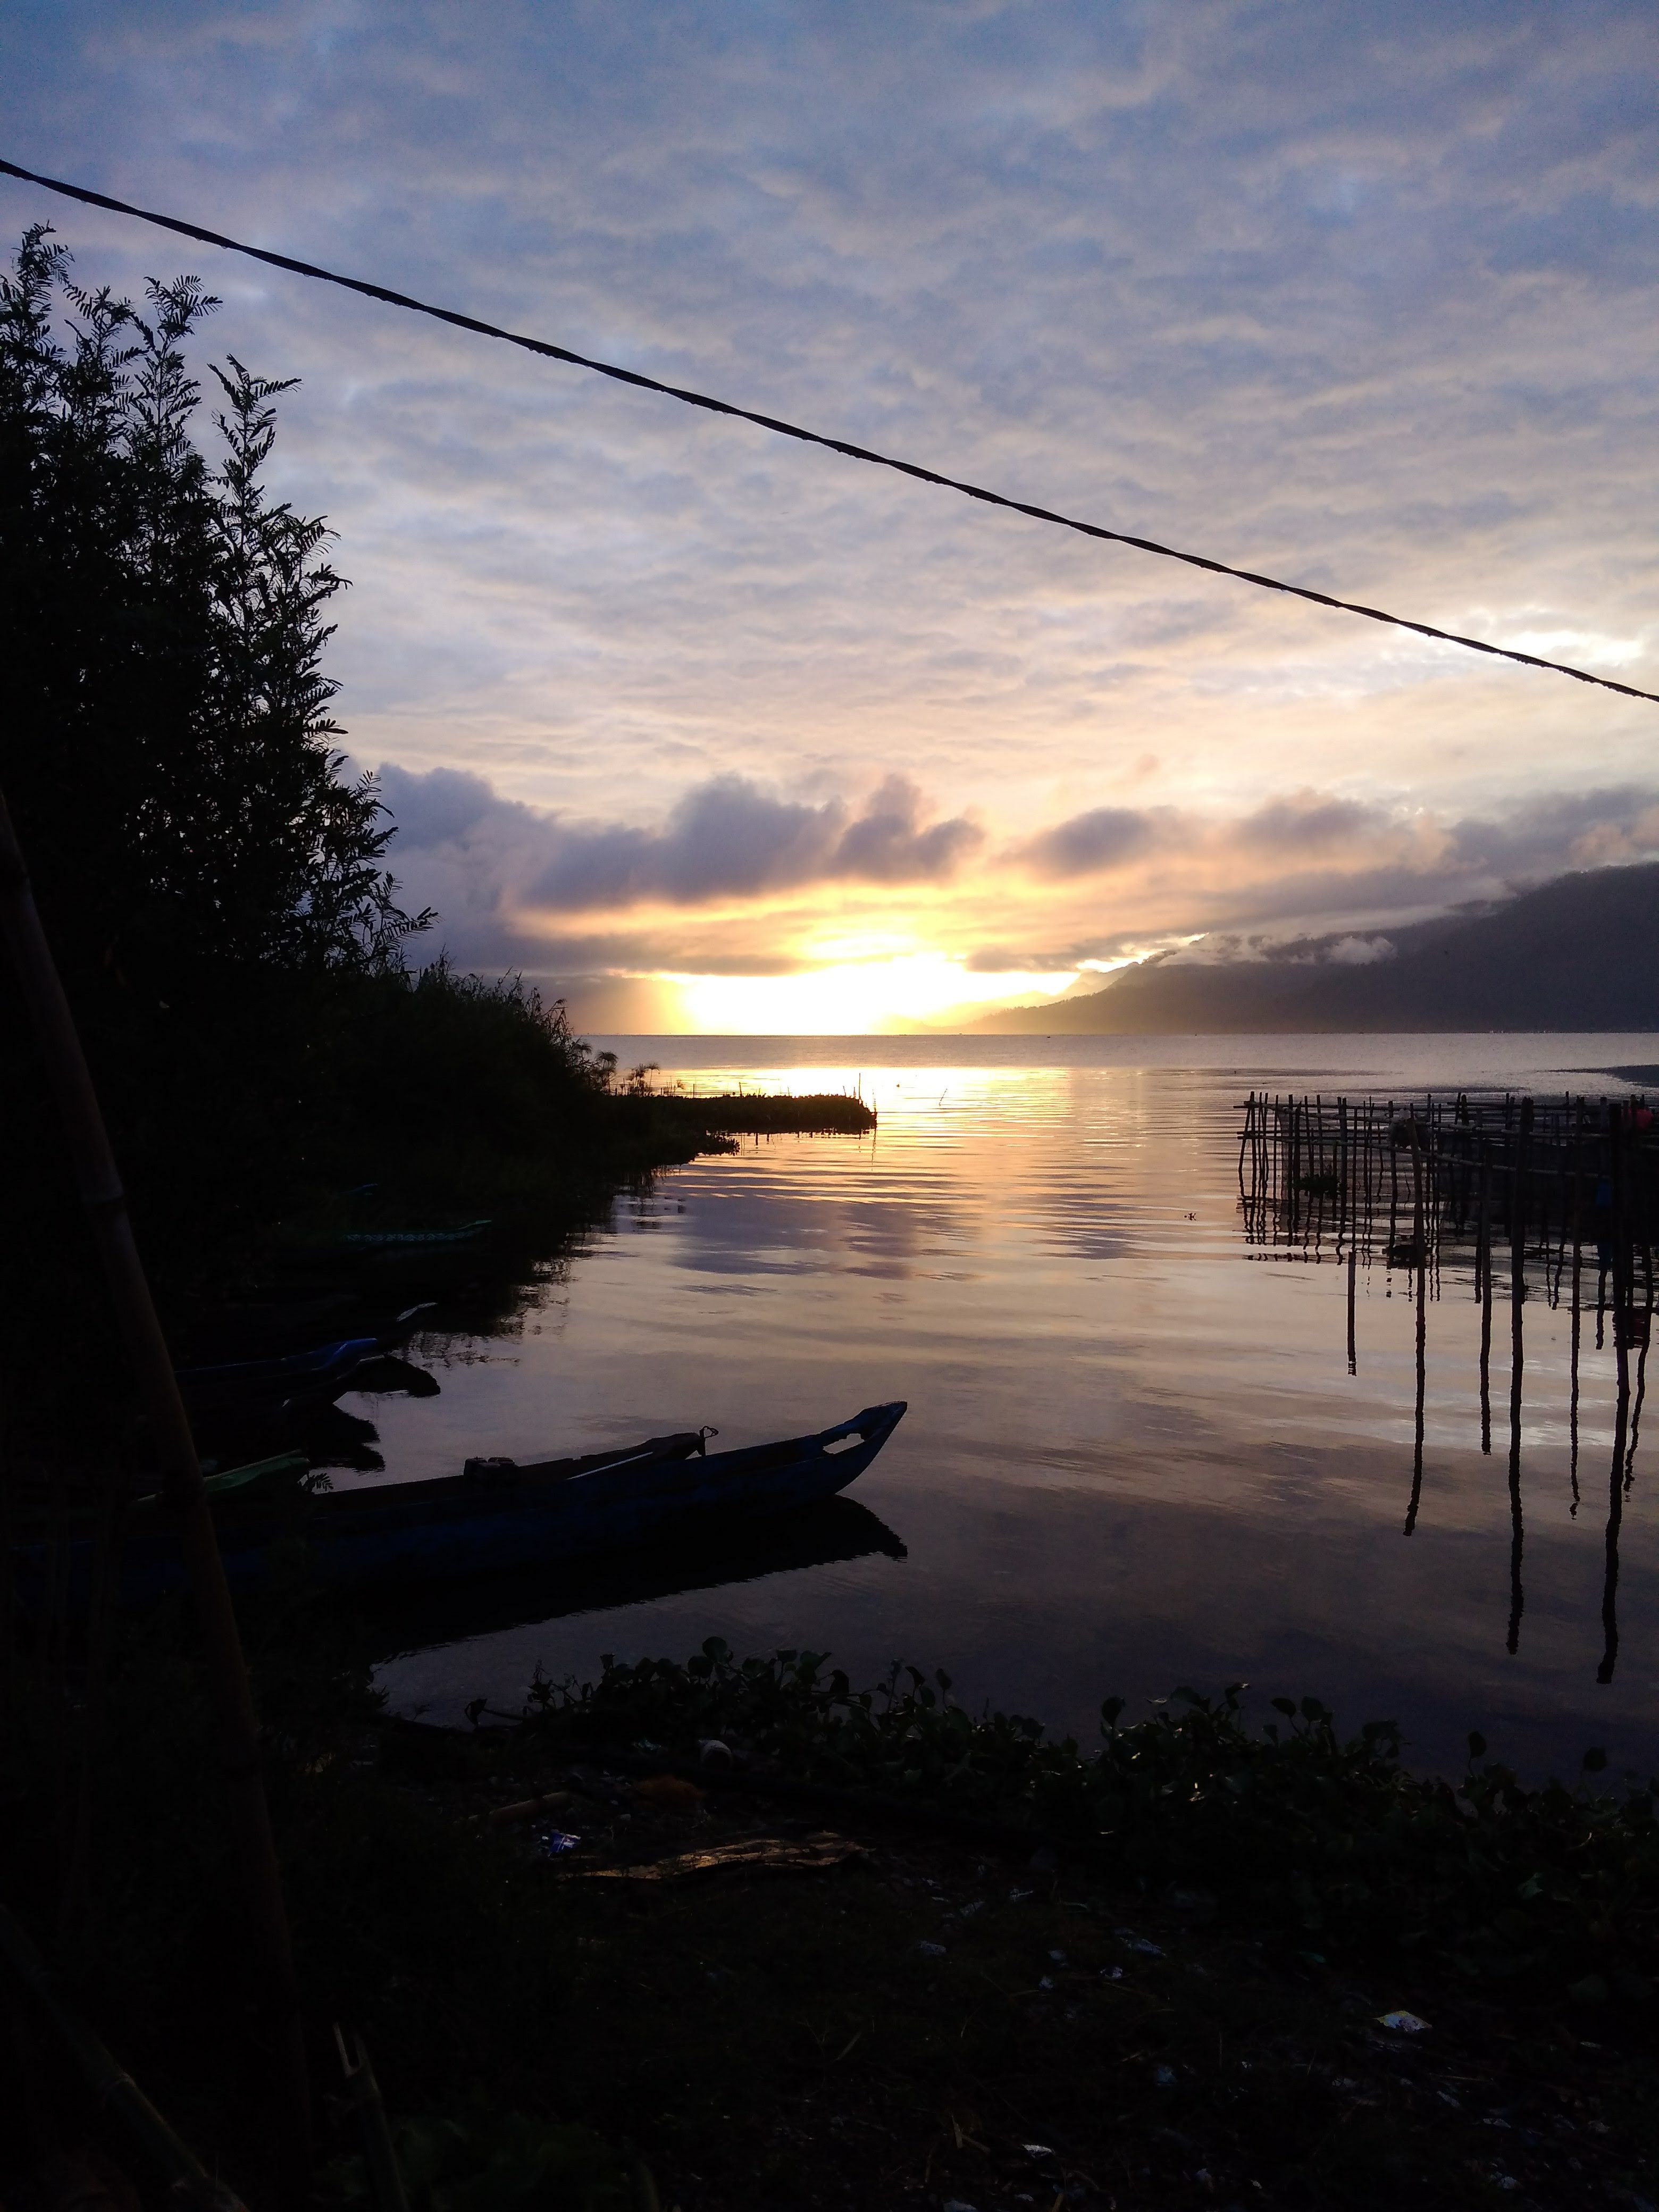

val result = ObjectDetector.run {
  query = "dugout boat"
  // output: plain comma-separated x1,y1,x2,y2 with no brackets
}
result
16,1402,908,1610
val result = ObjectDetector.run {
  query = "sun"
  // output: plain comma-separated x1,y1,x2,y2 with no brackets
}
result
673,954,1077,1034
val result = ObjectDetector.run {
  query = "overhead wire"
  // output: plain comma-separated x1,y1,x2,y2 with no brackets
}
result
1,152,1654,709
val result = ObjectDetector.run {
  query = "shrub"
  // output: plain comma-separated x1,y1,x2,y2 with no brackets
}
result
523,1640,1659,2001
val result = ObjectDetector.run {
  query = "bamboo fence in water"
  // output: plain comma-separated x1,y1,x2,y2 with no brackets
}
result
1238,1090,1657,1676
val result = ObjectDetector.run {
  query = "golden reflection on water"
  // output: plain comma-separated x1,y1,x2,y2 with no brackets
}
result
371,1036,1659,1779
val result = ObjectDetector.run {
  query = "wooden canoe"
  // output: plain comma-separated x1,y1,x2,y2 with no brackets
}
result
18,1401,907,1608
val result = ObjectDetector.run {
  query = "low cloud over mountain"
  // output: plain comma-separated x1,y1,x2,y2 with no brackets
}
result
975,862,1659,1034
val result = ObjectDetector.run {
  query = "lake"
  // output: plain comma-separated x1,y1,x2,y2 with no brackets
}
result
367,1033,1659,1782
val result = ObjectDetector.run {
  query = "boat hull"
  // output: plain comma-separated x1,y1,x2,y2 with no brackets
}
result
18,1403,907,1608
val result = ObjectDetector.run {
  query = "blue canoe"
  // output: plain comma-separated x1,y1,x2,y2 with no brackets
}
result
26,1401,907,1609
175,1336,385,1413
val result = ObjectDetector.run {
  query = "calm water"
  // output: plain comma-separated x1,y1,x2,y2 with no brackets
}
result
368,1034,1659,1780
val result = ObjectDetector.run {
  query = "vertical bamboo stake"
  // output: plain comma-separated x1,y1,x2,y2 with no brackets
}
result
1599,1105,1632,1686
1595,1100,1608,1352
1318,1093,1336,1256
1362,1099,1376,1272
0,790,309,2198
1626,1244,1652,1496
1505,1097,1531,1656
1336,1096,1348,1228
1288,1097,1301,1240
1237,1094,1251,1209
1342,1094,1356,1376
1404,1122,1427,1535
1569,1101,1584,1515
1478,1142,1493,1454
1386,1104,1399,1262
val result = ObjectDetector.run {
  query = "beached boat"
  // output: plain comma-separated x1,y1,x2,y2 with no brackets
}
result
20,1402,907,1609
176,1335,384,1413
175,1337,441,1426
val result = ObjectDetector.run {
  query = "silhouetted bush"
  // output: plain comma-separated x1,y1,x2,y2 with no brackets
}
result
524,1638,1659,2002
0,225,421,992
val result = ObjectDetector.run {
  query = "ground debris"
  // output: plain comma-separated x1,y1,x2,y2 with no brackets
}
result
563,1832,865,1881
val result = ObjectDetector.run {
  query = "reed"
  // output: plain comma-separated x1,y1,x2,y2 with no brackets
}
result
660,1091,876,1137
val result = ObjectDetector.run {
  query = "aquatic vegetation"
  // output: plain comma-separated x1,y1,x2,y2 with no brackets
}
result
523,1639,1659,2000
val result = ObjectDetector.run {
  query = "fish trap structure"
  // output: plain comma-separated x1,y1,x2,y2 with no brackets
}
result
1238,1089,1659,1673
1238,1090,1658,1330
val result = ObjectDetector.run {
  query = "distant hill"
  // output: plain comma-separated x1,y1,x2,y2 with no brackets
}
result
974,862,1659,1033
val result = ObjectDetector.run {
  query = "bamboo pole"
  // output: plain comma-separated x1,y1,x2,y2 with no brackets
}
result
334,2026,410,2212
1478,1142,1493,1456
1237,1092,1253,1206
1505,1098,1531,1656
0,1898,248,2212
0,790,309,2199
1570,1101,1584,1515
1599,1105,1632,1686
1404,1122,1427,1535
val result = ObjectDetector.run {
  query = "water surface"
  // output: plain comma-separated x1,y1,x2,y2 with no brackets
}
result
368,1034,1659,1779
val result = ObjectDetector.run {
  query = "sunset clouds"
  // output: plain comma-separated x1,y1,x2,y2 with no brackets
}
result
4,1,1656,1026
375,758,1659,1024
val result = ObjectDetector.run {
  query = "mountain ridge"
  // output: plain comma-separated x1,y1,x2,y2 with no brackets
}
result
971,862,1659,1033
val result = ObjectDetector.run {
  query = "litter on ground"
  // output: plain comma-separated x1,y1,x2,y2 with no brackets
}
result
567,1835,863,1881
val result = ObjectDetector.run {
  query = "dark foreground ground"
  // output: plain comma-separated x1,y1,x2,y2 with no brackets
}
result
364,1720,1659,2212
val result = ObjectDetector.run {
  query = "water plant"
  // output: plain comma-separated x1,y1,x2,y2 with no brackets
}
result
522,1639,1659,2002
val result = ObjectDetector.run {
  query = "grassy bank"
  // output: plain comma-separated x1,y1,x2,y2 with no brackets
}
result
0,959,875,1410
5,1622,1657,2210
630,1087,877,1138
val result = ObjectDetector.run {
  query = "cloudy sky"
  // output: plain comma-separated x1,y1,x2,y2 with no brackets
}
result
6,2,1657,1029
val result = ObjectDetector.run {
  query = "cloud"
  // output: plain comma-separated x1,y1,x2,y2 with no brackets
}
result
1325,934,1396,966
828,775,985,884
375,765,500,849
374,749,1659,994
50,0,1645,1025
1019,806,1166,879
1437,786,1659,879
373,761,982,965
523,770,982,912
1230,794,1390,855
1014,791,1412,884
963,944,1094,975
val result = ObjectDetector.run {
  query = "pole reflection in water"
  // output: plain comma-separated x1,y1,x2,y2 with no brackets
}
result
1239,1087,1659,1680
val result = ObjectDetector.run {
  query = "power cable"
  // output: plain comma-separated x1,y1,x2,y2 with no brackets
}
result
2,152,1654,708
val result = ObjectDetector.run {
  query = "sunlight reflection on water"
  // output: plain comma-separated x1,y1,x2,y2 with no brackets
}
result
370,1034,1659,1778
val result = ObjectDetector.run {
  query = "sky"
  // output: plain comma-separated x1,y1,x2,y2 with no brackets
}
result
5,1,1658,1031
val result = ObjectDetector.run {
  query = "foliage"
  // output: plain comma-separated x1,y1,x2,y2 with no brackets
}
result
522,1638,1659,2000
9,1610,1657,2205
0,224,421,992
317,958,611,1164
0,1607,609,2199
323,2111,638,2212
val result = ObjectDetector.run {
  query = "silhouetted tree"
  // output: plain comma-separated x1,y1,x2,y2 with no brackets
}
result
0,225,424,994
0,229,611,1314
